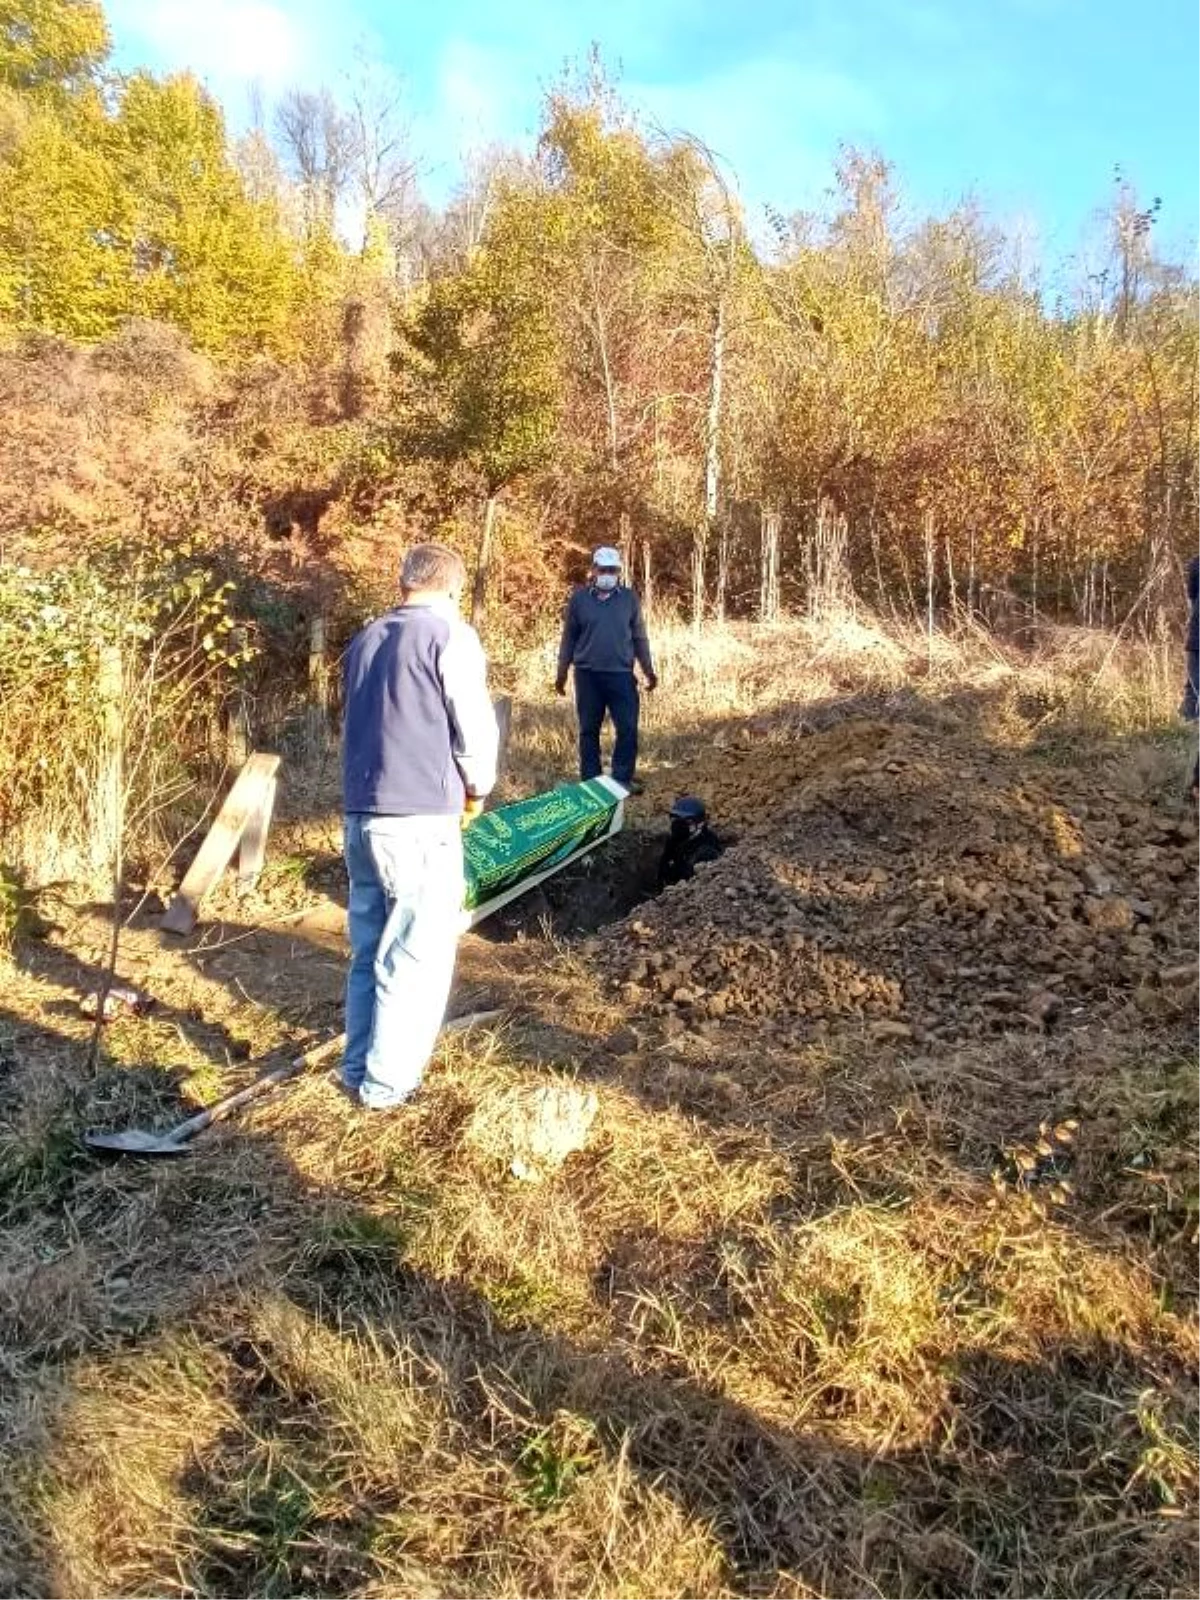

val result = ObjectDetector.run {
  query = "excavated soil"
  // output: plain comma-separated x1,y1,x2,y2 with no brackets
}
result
22,711,1195,1083
600,717,1199,1044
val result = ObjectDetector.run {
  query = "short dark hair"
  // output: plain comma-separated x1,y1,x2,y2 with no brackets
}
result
401,543,466,592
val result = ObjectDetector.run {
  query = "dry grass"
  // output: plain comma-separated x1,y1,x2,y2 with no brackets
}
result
1,612,1197,1598
501,608,1189,799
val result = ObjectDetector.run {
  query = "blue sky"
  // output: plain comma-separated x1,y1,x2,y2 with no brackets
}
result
105,0,1198,268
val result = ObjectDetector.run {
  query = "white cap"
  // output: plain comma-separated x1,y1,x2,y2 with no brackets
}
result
592,546,622,569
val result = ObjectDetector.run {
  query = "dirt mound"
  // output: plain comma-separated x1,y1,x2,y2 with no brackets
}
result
604,719,1198,1041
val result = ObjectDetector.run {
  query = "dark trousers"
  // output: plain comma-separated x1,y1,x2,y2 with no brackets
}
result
575,669,639,786
1184,649,1198,722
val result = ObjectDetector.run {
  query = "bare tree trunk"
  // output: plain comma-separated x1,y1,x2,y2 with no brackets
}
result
923,511,936,661
807,501,852,622
87,642,124,1074
641,541,654,616
714,516,730,623
760,506,781,623
696,294,727,633
967,526,978,618
587,257,620,477
945,537,959,623
691,529,706,632
472,493,499,630
618,510,632,572
94,642,123,885
225,627,251,767
897,538,919,626
600,337,619,475
869,509,886,613
1054,525,1065,615
704,298,726,527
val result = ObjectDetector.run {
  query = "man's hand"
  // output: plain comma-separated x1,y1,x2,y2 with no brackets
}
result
462,795,486,830
554,678,568,697
644,673,659,692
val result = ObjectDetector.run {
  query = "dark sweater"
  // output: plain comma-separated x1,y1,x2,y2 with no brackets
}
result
557,585,655,678
658,822,725,889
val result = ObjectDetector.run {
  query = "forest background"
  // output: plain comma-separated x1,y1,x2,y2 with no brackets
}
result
1,0,1196,880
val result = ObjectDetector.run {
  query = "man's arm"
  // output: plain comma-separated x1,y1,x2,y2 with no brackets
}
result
441,622,499,799
556,591,581,688
631,592,656,682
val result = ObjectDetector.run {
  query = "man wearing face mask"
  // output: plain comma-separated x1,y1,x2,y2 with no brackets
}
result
556,546,658,793
340,543,498,1110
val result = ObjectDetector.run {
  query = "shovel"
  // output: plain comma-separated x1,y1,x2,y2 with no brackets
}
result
83,1008,504,1157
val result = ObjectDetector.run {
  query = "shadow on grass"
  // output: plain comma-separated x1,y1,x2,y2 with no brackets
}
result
0,973,1196,1598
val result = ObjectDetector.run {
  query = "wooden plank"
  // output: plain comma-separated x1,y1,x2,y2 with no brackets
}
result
309,615,329,712
305,614,329,755
237,774,277,893
162,753,281,935
493,695,513,794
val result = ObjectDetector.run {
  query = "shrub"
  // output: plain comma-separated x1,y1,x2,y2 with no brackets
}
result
0,545,256,886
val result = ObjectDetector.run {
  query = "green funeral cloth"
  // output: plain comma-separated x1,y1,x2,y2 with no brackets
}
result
462,779,622,912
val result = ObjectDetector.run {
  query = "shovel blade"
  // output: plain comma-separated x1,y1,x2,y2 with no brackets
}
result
84,1126,191,1156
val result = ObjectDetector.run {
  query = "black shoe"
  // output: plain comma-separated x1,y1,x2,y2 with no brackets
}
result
623,779,645,796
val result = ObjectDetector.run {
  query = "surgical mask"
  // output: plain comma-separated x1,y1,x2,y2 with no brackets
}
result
594,573,619,592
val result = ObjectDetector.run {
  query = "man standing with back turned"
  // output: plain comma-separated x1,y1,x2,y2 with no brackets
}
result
556,546,657,793
341,544,498,1110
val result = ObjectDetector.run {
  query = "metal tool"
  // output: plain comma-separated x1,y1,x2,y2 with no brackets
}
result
83,1008,504,1156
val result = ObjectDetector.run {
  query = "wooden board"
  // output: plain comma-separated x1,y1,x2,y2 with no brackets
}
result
237,774,277,893
162,753,281,935
493,694,513,791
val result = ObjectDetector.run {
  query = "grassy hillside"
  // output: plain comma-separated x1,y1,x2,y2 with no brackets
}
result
0,618,1196,1598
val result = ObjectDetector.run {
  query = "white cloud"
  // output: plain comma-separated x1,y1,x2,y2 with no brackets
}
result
414,37,885,215
106,0,349,111
435,38,524,144
412,37,544,196
630,56,885,219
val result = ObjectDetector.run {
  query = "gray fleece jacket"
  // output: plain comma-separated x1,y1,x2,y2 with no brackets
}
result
342,601,498,816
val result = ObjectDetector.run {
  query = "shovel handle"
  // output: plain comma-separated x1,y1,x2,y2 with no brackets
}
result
167,1060,298,1142
162,1009,503,1145
165,1033,348,1144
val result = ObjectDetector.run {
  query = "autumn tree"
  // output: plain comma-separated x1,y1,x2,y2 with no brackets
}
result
275,86,354,234
397,175,564,626
0,0,108,97
0,0,320,351
655,135,749,621
109,72,300,352
537,87,681,562
344,58,416,257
